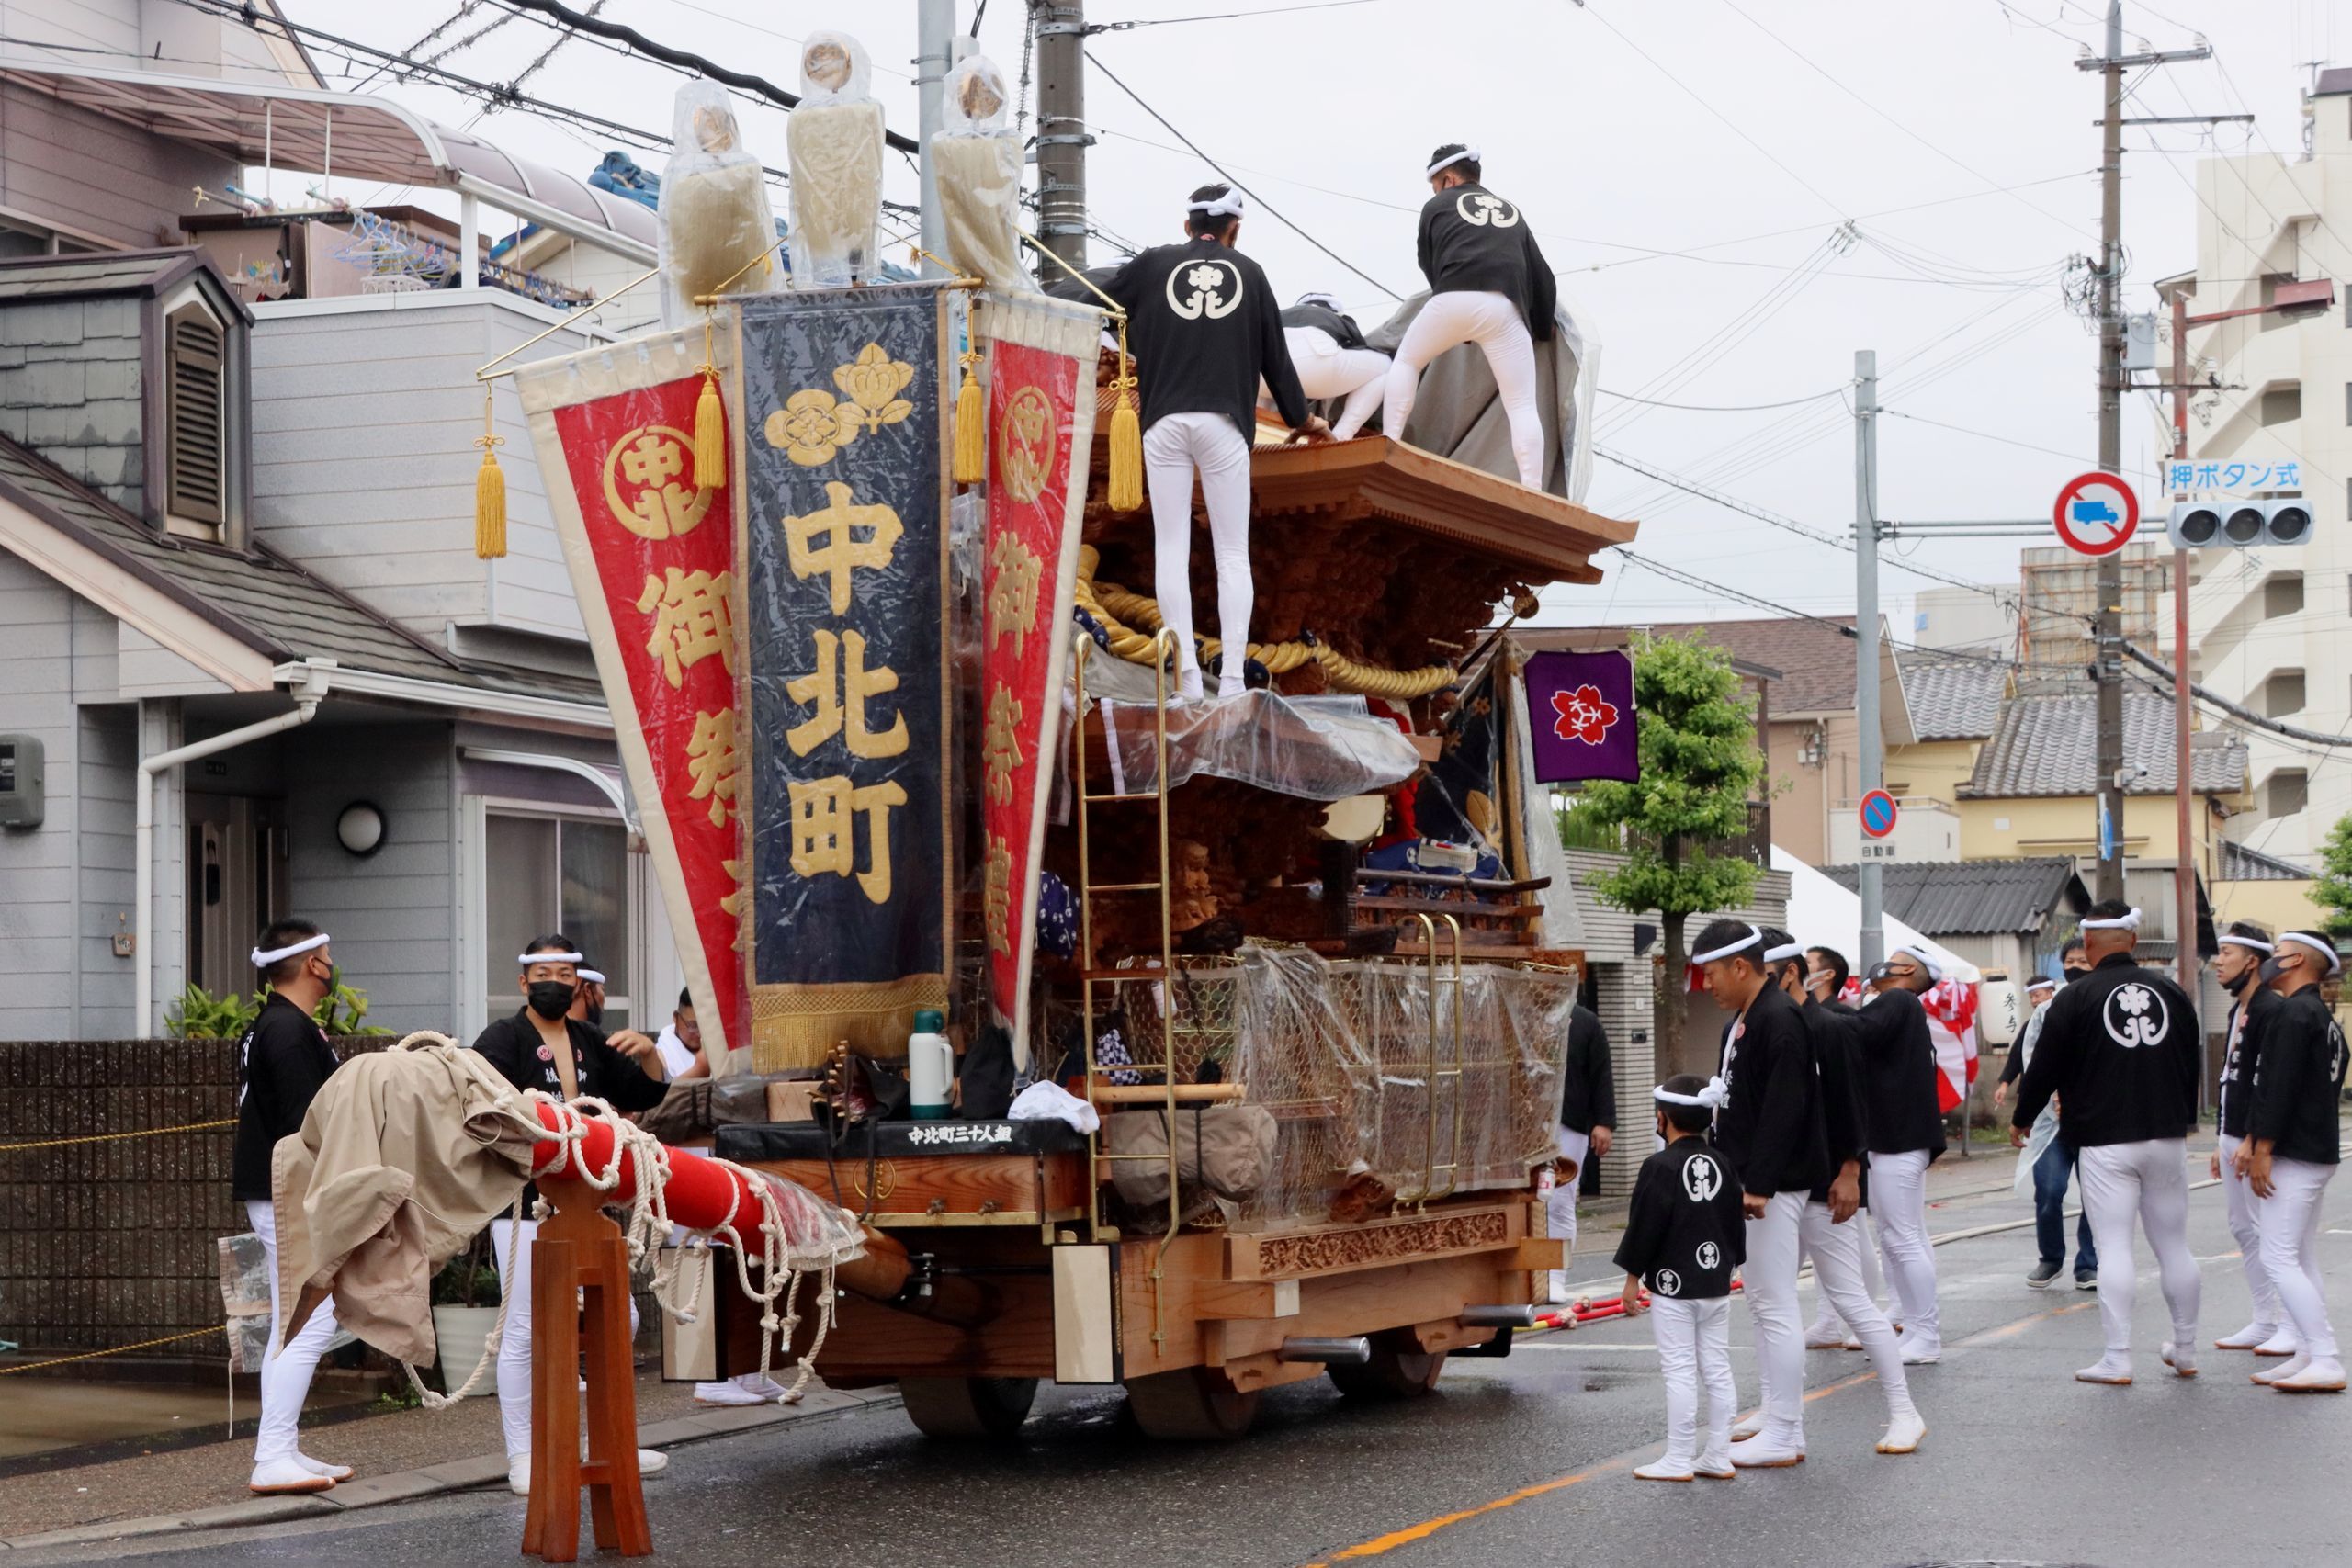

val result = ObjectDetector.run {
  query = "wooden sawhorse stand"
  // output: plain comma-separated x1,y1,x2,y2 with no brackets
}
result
521,1191,650,1562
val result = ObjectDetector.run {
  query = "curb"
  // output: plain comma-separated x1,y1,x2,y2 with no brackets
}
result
0,1386,903,1554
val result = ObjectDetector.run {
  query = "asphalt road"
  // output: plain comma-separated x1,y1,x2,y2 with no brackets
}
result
24,1166,2347,1568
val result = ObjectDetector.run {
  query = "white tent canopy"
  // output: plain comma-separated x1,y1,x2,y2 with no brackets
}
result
1770,845,1979,985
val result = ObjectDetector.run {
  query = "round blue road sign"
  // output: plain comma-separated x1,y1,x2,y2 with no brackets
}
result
1859,788,1898,840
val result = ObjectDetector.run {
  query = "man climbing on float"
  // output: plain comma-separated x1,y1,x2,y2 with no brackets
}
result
1385,143,1556,490
1103,183,1325,703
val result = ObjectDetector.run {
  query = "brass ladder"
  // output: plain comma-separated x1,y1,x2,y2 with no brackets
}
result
1071,629,1183,1346
1393,912,1467,1209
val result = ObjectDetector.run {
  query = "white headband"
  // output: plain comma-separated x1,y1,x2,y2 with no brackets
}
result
1690,924,1763,965
1294,291,1343,311
2218,932,2274,953
2279,931,2344,975
1426,144,1479,178
578,969,605,986
2079,908,2142,931
1895,944,1942,982
1762,942,1803,964
1187,188,1244,219
520,950,584,966
1654,1077,1731,1110
251,931,330,967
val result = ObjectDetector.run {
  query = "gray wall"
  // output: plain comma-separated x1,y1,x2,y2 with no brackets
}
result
0,295,143,513
282,719,458,1034
249,299,602,645
0,79,235,250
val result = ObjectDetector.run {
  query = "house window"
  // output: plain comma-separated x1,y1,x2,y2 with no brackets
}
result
2266,769,2309,818
2263,671,2306,717
2259,385,2301,425
164,302,226,530
482,811,632,1029
2264,574,2304,617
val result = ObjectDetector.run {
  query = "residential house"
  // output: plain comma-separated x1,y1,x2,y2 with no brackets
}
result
1855,656,2011,862
0,36,697,1043
1818,858,2087,985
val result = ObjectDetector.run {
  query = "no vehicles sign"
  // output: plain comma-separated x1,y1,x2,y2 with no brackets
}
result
2052,472,2139,557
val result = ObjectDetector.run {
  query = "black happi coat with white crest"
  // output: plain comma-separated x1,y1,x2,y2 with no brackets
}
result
1103,237,1308,442
2217,981,2280,1140
2247,985,2347,1167
2012,952,2199,1148
1613,1140,1746,1301
1415,181,1557,340
1711,982,1830,1201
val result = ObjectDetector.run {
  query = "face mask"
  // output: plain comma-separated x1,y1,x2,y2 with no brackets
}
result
2258,956,2285,987
2222,966,2253,996
527,980,576,1021
2064,966,2088,981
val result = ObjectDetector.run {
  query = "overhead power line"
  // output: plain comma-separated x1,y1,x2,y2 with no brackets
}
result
2122,641,2352,749
1601,388,1850,412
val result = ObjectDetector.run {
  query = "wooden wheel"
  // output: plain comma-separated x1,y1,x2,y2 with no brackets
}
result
1328,1334,1447,1400
1124,1366,1261,1440
899,1376,1039,1438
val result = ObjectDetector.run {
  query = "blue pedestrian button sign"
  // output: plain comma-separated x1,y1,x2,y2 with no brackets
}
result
1859,789,1898,840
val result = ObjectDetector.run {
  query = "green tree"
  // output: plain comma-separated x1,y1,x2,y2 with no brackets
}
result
1569,632,1767,1061
2313,813,2352,941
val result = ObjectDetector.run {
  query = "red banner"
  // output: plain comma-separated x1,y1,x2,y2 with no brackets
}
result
517,340,747,1062
978,296,1102,1055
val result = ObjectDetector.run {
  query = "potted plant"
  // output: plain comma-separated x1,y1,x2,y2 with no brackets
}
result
430,1232,502,1394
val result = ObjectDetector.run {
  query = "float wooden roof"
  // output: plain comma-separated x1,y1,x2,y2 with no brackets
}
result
1244,434,1635,586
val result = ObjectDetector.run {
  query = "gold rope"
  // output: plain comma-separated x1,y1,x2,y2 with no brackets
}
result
1072,547,1457,699
0,1118,235,1154
0,1326,218,1374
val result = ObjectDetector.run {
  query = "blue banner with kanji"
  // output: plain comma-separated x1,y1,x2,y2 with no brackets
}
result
1523,649,1638,784
735,284,954,1069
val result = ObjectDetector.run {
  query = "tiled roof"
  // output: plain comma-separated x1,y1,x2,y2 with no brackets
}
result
2222,840,2311,881
1638,616,1860,715
0,434,566,696
0,248,241,313
1960,686,2248,798
1900,659,2009,740
1817,857,2086,936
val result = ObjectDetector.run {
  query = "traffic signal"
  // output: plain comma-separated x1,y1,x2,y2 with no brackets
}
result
2167,499,2312,548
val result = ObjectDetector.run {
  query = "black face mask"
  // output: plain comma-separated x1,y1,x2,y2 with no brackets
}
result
2222,966,2254,996
2063,966,2089,982
527,981,576,1021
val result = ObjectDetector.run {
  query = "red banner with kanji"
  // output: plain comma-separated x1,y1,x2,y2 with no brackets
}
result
978,294,1103,1057
516,338,746,1065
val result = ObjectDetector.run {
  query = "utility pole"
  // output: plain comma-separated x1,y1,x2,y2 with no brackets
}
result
1854,348,1884,976
2077,1,2213,907
914,0,956,276
2092,0,2127,905
2169,289,2196,1002
1032,1,1091,283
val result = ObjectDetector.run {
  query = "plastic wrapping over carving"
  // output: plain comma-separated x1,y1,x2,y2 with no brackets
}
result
658,80,779,327
1075,945,1573,1232
1095,690,1422,803
788,31,885,288
931,55,1028,292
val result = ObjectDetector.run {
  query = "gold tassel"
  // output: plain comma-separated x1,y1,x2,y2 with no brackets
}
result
953,346,986,485
691,310,726,491
473,384,506,560
1107,315,1142,513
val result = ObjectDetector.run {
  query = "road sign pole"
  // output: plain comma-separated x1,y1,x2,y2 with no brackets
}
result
1855,349,1884,974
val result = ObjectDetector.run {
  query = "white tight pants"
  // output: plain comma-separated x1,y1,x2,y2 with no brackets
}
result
1278,327,1389,440
492,1218,641,1461
1649,1295,1736,1467
1744,1191,1807,1447
2077,1140,2201,1357
1142,412,1254,698
1801,1201,1912,1415
2257,1157,2337,1359
2217,1132,2284,1331
248,1199,338,1465
1805,1208,1885,1330
1381,291,1545,489
1545,1125,1590,1252
1871,1149,1941,1351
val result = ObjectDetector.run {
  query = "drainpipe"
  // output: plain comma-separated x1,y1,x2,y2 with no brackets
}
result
135,663,334,1034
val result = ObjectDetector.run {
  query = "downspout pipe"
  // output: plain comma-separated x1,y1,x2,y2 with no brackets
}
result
135,662,334,1034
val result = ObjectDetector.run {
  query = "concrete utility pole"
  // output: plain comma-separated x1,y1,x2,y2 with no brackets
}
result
2170,291,2196,1000
1855,349,1885,975
2092,0,2127,904
914,0,956,276
1032,1,1091,284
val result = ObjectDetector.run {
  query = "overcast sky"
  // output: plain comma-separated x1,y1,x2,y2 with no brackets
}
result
272,0,2342,637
